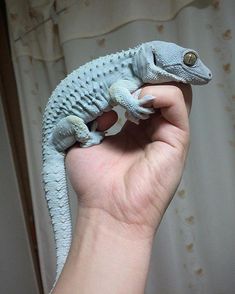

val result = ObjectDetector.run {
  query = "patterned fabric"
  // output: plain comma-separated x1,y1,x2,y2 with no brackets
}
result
7,0,193,60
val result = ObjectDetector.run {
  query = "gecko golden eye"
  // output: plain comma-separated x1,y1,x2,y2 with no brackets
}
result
183,52,197,66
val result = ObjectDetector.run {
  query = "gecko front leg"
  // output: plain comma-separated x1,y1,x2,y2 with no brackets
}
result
109,80,155,124
51,115,104,150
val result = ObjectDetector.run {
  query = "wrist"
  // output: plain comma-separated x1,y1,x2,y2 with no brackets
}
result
76,206,157,241
54,207,154,294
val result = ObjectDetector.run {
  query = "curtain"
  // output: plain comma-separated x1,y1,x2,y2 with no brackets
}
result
6,0,235,293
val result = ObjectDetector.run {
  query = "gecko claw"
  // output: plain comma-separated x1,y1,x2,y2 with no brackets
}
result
139,95,155,105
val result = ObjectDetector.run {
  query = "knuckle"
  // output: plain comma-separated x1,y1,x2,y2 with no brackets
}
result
139,87,152,97
169,86,184,99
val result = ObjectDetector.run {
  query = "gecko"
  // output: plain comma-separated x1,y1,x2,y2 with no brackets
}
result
42,40,212,289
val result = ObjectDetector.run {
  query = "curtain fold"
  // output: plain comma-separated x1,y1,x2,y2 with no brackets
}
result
7,0,194,60
6,0,235,293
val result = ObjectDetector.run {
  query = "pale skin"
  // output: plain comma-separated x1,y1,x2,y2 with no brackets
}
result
53,83,192,294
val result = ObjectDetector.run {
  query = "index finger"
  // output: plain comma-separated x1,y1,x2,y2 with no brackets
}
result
140,83,192,132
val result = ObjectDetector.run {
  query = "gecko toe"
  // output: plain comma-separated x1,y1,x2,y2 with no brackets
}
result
80,131,105,147
139,95,155,105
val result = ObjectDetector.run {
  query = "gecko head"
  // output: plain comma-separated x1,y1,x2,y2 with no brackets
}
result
132,41,212,85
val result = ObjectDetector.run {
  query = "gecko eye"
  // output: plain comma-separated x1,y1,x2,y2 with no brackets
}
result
183,52,197,67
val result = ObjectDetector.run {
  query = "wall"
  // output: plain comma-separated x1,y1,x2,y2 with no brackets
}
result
0,96,39,294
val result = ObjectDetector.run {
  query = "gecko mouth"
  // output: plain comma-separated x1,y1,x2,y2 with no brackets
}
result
185,68,212,82
164,63,212,84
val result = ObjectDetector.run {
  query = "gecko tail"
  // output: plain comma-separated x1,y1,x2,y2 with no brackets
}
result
42,143,72,290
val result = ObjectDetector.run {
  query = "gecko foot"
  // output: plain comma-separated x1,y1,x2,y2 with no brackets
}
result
80,131,105,147
125,98,155,124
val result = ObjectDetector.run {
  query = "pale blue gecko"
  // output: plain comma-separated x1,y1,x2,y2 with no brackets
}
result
42,40,212,289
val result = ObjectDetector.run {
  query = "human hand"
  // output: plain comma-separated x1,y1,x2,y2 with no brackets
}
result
66,83,192,239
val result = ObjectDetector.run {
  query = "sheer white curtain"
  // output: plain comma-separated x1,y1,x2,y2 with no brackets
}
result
6,0,235,293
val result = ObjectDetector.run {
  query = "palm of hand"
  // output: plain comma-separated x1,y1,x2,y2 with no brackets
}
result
66,84,191,236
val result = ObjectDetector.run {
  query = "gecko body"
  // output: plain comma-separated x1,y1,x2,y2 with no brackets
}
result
42,41,212,289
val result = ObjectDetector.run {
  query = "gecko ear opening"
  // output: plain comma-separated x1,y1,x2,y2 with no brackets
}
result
153,52,158,66
152,49,162,67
